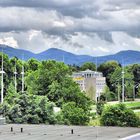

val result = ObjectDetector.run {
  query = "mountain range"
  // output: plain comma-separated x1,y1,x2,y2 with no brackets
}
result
0,44,140,66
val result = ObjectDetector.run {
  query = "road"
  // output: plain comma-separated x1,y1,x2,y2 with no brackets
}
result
0,124,140,140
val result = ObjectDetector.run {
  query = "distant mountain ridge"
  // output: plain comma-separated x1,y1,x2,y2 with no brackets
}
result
0,44,140,66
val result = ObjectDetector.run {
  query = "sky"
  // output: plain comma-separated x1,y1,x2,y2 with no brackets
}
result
0,0,140,56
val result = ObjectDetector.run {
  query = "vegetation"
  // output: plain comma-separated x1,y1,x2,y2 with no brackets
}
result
125,102,140,110
0,52,140,126
80,62,96,71
0,54,93,125
61,102,90,125
96,101,105,115
0,93,56,124
100,104,140,127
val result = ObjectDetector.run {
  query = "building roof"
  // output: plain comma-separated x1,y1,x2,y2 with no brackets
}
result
73,69,102,75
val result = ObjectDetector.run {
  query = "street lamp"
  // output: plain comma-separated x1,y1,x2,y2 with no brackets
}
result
0,50,5,104
122,70,125,102
14,67,17,93
21,65,24,93
133,83,140,101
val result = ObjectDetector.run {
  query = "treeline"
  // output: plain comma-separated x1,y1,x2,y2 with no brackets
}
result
0,53,140,125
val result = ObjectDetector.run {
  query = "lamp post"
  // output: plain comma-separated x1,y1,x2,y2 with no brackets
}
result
0,50,5,104
117,82,120,102
21,64,24,93
21,54,25,93
122,68,125,102
14,64,17,93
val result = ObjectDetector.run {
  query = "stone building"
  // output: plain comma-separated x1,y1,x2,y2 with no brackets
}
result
72,69,106,101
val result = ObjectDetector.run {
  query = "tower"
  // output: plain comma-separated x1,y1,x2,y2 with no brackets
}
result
122,60,125,102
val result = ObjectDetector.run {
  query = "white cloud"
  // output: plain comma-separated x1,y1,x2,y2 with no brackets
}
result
0,37,18,48
134,38,140,46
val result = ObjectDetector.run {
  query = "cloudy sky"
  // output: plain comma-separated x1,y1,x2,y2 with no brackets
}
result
0,0,140,56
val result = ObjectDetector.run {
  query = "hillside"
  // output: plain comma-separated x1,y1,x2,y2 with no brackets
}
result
0,44,140,65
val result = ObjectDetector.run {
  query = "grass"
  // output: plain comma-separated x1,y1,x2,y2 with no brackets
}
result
91,101,140,114
135,112,140,117
106,101,140,110
124,101,140,107
124,102,140,110
88,116,101,126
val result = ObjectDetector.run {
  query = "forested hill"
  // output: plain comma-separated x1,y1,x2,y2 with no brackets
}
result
0,44,140,65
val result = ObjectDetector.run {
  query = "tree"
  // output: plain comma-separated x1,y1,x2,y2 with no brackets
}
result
131,64,140,83
80,62,96,71
98,61,120,89
27,58,40,71
5,82,18,105
26,60,92,111
26,60,71,96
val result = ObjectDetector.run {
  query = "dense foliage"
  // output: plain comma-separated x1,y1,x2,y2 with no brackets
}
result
61,102,90,125
0,93,56,124
100,104,140,127
0,54,93,125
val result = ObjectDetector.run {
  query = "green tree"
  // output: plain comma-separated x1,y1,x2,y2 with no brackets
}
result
98,61,120,90
26,60,71,96
131,64,140,83
26,60,92,111
27,58,40,71
5,82,18,105
80,62,96,71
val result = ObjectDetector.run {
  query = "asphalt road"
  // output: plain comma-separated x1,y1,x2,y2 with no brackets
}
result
0,124,139,140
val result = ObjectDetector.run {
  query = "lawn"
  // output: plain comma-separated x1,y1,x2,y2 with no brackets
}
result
124,101,140,110
91,101,140,113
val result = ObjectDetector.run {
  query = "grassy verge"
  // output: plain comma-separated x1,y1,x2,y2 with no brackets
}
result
125,102,140,110
88,116,101,126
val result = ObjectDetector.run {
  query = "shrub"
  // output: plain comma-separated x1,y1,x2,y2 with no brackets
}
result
61,102,90,125
96,101,105,115
2,93,56,124
55,112,64,125
100,104,140,127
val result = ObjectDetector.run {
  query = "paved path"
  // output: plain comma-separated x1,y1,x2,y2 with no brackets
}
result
0,124,139,140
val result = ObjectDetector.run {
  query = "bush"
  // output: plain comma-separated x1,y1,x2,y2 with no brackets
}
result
96,101,105,115
55,112,64,125
62,102,90,125
2,93,56,124
100,104,140,127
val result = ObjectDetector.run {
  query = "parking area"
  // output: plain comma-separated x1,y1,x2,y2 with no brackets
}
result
0,124,139,140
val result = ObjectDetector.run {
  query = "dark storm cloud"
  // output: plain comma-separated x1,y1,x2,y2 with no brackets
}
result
0,0,139,34
0,0,100,18
97,32,113,42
